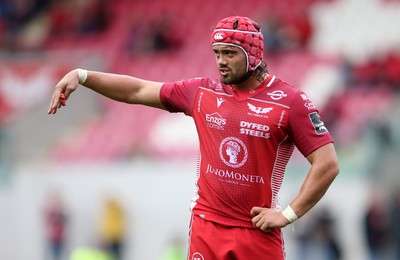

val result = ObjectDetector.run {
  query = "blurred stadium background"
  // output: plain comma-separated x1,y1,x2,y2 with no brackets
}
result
1,0,400,259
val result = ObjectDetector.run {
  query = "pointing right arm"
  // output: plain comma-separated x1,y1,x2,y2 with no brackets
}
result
48,69,165,114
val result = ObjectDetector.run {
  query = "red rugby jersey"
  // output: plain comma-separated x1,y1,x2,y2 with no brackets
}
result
160,75,333,228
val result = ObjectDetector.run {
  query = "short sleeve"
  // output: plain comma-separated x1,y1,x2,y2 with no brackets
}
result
160,78,205,116
287,91,334,157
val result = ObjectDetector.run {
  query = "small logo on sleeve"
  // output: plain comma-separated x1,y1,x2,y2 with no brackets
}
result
309,112,328,135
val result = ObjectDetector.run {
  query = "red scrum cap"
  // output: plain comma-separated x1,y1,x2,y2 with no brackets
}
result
211,16,264,72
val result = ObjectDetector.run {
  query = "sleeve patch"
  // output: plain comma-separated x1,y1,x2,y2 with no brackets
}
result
309,112,328,135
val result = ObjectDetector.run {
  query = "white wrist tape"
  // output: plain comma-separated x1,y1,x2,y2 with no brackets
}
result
282,205,299,224
77,68,88,84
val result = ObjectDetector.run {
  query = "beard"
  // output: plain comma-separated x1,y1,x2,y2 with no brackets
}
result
220,69,248,85
220,70,250,85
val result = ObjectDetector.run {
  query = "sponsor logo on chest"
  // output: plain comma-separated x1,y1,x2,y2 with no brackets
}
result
205,112,226,130
267,90,287,100
247,102,273,118
239,121,271,139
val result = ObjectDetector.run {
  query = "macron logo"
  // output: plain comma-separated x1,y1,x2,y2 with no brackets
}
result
217,98,225,108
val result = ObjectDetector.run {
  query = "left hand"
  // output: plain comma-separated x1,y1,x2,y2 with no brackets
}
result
250,206,289,232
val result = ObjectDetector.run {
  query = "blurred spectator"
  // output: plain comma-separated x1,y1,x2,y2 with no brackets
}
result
124,13,184,56
46,0,78,39
0,1,12,49
0,0,112,51
123,14,153,56
98,196,126,260
384,50,400,90
47,0,112,41
284,8,314,49
296,207,342,260
352,57,385,88
323,47,400,148
260,13,287,55
338,49,400,92
76,0,110,35
260,5,314,56
389,189,400,259
0,0,51,51
43,191,68,260
0,85,13,185
363,190,392,260
149,14,184,52
0,92,11,125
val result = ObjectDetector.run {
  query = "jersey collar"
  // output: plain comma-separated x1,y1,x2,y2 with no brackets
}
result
227,74,276,101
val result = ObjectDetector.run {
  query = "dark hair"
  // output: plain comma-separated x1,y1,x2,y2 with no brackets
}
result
254,60,268,83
